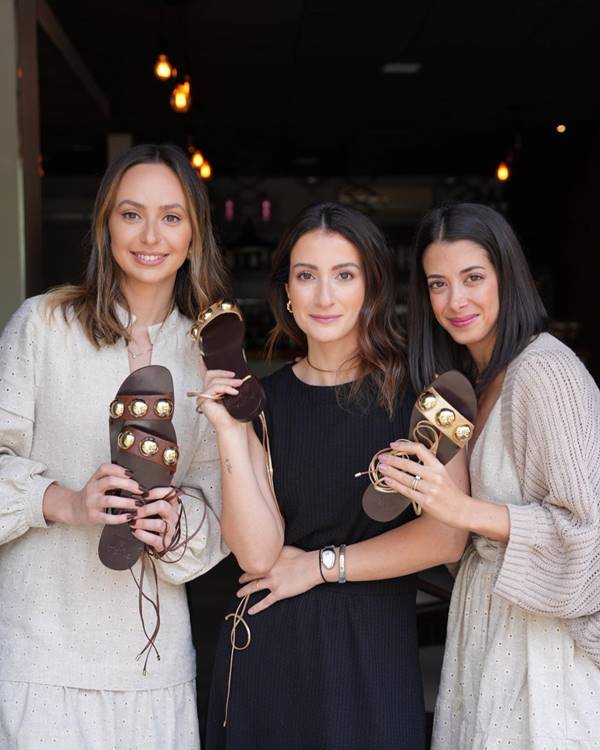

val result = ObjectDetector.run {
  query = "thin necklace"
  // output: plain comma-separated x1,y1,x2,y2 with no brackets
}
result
128,344,153,359
305,355,353,374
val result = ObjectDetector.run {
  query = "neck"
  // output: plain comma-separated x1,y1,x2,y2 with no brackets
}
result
300,338,360,385
468,332,496,374
121,277,175,328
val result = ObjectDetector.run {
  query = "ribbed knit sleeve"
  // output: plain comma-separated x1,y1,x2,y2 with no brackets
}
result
0,299,55,545
494,336,600,632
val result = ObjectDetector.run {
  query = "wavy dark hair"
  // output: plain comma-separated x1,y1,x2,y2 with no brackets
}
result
408,202,548,394
267,201,407,415
48,143,229,346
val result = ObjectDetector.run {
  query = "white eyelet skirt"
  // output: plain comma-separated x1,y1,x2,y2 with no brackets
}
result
0,679,200,750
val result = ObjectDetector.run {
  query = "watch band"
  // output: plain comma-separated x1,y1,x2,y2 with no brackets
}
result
338,543,347,584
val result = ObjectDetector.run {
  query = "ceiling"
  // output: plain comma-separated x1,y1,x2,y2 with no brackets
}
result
39,0,600,177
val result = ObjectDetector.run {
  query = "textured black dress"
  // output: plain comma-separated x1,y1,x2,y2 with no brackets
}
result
205,365,426,750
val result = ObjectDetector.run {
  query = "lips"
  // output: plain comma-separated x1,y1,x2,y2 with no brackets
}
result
309,315,342,324
448,314,478,328
132,252,167,266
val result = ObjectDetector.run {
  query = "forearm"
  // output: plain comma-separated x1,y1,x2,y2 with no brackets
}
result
217,423,283,574
462,497,510,543
42,482,76,524
321,516,468,583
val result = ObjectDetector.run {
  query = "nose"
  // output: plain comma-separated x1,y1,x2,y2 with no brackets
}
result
315,278,334,307
447,284,468,311
141,217,160,246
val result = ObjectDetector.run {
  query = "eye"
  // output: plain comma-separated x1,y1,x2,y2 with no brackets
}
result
428,280,446,291
297,271,314,281
337,270,354,281
163,213,182,224
122,211,139,221
466,273,484,283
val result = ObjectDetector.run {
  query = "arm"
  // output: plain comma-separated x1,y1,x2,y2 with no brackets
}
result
195,368,284,574
238,450,469,615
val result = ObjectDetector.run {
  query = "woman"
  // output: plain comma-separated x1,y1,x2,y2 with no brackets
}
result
381,202,600,749
0,144,229,749
199,202,469,750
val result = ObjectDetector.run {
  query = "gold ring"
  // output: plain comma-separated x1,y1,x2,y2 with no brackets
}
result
255,580,260,591
411,475,422,492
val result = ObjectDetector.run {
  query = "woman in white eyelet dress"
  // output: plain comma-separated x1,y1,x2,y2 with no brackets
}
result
385,202,600,750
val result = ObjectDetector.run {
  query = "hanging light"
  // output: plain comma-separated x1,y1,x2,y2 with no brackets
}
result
496,161,510,182
261,198,271,223
199,162,212,179
154,54,173,81
190,149,204,169
556,123,567,134
170,77,191,113
225,199,235,222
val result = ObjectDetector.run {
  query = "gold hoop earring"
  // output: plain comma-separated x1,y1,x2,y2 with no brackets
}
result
286,299,293,313
187,249,192,260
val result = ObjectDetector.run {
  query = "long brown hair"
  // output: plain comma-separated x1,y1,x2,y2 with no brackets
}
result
48,143,229,346
268,202,407,416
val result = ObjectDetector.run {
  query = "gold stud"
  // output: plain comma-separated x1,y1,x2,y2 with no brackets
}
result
455,424,472,441
154,399,173,418
117,430,135,450
129,399,148,418
190,324,200,340
436,408,456,426
163,446,179,466
221,301,233,311
419,391,437,411
202,308,213,321
140,437,159,456
109,399,125,418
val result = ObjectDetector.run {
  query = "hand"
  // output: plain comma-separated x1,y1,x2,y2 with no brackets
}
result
236,546,322,615
377,440,471,529
128,487,181,553
64,464,143,527
191,360,246,432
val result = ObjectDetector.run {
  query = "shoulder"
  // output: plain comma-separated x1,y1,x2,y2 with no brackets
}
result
260,363,293,396
1,294,51,340
509,333,594,398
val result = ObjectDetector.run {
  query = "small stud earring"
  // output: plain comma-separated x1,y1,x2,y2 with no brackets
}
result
286,299,293,313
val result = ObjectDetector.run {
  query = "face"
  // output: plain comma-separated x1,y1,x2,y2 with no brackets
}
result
108,163,192,291
422,239,500,367
286,229,365,349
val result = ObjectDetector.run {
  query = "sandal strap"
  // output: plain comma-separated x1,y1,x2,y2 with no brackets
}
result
190,299,242,343
109,393,175,421
116,425,179,473
415,385,474,447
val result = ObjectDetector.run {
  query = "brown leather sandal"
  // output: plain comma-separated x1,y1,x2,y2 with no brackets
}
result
98,365,179,571
360,370,477,522
190,300,265,422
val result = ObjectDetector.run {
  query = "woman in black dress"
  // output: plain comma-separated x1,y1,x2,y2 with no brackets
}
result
199,202,468,750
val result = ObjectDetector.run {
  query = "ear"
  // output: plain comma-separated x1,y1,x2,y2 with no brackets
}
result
284,283,289,297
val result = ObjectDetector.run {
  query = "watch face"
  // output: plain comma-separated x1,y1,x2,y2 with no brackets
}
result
322,549,336,570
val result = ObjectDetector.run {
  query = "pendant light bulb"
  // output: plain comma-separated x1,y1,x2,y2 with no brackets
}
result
154,54,172,81
496,161,510,182
190,149,204,169
170,77,192,113
199,162,212,179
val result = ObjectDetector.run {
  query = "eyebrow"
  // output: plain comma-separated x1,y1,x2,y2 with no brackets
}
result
426,265,486,278
292,262,361,270
116,199,186,212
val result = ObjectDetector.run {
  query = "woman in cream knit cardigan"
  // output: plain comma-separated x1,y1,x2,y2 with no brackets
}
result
379,202,600,749
0,144,229,749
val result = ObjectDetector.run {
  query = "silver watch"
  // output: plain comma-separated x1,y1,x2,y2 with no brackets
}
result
320,545,336,571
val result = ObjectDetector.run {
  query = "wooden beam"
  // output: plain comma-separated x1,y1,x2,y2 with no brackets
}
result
36,0,110,119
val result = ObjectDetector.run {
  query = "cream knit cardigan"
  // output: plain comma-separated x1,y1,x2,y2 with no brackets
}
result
0,295,228,691
494,333,600,665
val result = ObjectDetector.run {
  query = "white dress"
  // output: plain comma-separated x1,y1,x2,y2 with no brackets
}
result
432,397,600,749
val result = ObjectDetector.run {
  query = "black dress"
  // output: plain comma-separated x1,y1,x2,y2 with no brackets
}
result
205,365,425,750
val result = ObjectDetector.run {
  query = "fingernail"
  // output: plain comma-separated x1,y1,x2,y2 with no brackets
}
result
128,520,137,528
135,499,145,507
126,512,137,520
141,491,149,499
124,469,134,478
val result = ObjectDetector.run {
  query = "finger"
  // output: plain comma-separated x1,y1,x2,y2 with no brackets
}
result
131,527,170,551
378,454,432,479
135,499,173,519
101,494,139,511
378,463,429,492
99,510,134,525
95,463,134,480
237,578,269,598
142,486,176,502
239,572,261,584
390,440,439,467
248,592,278,616
97,475,145,495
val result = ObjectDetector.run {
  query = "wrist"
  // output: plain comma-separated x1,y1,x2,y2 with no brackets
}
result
460,495,480,533
43,483,76,525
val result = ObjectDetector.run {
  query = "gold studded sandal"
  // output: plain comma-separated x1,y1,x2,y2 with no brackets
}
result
190,299,266,422
98,365,179,571
360,370,477,522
